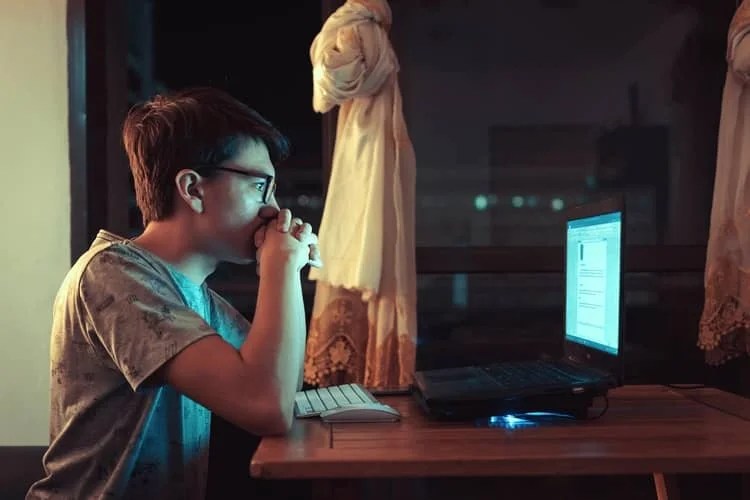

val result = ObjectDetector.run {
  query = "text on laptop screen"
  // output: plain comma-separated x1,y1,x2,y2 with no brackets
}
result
565,211,622,355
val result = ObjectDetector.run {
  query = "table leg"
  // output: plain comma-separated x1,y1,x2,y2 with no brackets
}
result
653,473,680,500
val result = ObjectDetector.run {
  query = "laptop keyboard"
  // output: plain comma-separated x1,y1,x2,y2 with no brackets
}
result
480,361,587,388
294,383,380,418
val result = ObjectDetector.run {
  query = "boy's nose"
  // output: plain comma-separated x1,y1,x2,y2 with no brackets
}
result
258,204,280,221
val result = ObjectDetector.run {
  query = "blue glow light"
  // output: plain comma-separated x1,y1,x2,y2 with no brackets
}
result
488,414,535,429
486,411,575,429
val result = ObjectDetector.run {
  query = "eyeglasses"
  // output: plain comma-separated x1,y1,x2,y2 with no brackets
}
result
194,165,276,204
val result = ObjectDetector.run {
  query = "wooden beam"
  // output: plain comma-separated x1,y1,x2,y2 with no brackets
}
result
68,0,132,262
67,0,88,262
415,245,706,274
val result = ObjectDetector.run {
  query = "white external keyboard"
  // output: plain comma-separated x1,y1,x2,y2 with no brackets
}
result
294,383,382,418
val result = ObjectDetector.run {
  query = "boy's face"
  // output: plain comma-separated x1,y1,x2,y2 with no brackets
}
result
196,137,279,264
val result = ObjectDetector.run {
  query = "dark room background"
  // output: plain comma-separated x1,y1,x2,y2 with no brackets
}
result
75,0,747,403
59,1,749,498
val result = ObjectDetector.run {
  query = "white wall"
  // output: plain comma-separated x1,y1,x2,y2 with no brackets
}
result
0,0,69,445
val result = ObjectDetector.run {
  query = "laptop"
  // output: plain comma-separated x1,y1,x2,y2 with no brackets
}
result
411,196,626,420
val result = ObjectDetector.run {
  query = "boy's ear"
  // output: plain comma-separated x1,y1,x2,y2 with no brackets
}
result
175,169,205,213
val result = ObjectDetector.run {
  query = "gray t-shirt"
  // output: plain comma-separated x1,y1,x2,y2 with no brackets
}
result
27,230,249,500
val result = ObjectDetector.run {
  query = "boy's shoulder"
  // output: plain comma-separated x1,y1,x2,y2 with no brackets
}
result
60,230,165,300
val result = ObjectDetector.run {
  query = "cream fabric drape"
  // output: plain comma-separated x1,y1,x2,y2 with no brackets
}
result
304,0,417,389
698,1,750,364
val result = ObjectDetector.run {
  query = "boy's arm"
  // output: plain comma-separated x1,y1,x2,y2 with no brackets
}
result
159,221,313,435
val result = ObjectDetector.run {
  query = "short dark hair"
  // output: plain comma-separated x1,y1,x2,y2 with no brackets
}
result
122,87,290,226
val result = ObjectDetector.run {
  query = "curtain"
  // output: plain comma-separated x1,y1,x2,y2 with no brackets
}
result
304,0,417,389
699,0,750,364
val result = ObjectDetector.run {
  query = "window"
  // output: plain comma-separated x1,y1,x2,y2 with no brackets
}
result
71,0,737,387
319,0,732,381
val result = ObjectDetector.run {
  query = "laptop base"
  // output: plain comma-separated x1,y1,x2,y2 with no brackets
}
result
411,385,605,421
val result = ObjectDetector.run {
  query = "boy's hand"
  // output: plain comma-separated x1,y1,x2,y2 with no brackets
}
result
254,209,322,275
289,216,322,268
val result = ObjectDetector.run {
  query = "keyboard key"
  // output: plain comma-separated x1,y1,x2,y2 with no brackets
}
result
316,388,337,410
340,384,364,404
295,393,313,416
307,390,327,413
328,385,349,406
350,383,377,403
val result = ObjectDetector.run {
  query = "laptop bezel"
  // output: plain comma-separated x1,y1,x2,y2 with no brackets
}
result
562,195,626,386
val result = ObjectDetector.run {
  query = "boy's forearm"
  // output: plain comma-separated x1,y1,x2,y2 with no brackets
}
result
240,259,306,424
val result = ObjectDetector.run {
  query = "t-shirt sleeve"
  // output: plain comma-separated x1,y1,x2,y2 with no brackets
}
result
79,247,219,391
208,290,250,350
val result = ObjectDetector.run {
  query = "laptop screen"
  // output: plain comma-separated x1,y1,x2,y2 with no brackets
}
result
564,210,622,355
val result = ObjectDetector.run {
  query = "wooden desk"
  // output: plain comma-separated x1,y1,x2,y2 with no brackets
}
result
251,385,750,500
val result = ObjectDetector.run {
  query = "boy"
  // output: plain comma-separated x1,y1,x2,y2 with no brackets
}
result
27,87,319,499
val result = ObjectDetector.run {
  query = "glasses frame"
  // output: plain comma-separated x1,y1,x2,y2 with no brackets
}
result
193,164,276,204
